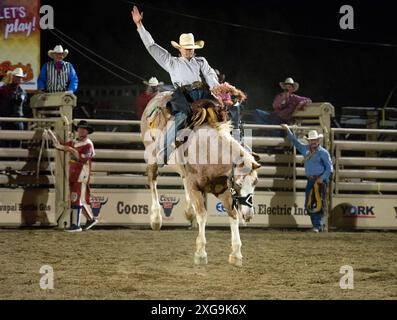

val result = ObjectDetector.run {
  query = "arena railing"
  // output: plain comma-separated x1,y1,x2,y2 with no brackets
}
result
2,98,397,229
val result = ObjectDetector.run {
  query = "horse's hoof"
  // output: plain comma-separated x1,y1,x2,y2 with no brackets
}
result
150,221,162,231
194,253,208,265
228,255,243,267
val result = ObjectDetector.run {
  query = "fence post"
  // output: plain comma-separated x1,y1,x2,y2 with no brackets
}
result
366,110,379,167
30,92,76,228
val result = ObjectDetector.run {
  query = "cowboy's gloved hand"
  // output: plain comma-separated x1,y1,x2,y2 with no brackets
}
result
316,176,324,185
280,124,289,131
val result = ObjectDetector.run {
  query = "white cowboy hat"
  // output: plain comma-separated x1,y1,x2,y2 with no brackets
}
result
279,77,299,92
305,130,323,140
11,67,26,78
48,45,69,59
171,33,204,50
143,77,164,86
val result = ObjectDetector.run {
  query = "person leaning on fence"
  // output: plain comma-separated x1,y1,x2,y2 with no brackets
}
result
137,77,163,119
48,121,98,232
132,5,219,166
281,124,333,232
37,45,78,93
0,68,27,147
256,78,312,135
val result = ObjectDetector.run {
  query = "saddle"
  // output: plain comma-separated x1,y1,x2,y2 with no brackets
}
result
187,81,248,129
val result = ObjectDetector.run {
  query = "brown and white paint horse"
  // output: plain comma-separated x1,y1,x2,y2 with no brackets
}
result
140,92,261,266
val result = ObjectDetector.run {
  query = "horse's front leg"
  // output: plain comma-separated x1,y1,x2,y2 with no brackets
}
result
189,188,207,265
218,191,243,267
147,163,162,230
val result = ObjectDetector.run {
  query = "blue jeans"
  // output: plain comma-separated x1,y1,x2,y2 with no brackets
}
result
161,112,188,163
255,109,284,137
160,87,210,164
305,178,326,231
189,88,206,101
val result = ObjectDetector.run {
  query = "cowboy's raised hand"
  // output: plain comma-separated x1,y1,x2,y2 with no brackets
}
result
131,6,143,26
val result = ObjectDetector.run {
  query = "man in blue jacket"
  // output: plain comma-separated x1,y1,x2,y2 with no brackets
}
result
38,45,78,93
281,124,333,232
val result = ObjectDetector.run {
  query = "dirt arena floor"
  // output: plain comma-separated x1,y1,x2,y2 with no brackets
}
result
0,227,396,300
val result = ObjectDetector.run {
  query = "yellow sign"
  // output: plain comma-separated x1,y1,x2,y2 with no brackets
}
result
0,0,40,90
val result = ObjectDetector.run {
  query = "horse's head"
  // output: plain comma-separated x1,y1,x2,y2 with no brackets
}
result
232,153,261,223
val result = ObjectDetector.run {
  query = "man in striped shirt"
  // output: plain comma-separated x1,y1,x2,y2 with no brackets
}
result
37,45,78,93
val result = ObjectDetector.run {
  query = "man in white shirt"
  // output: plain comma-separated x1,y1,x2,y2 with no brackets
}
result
132,6,219,165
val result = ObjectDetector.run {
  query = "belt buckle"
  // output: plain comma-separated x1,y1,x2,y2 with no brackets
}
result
191,81,202,90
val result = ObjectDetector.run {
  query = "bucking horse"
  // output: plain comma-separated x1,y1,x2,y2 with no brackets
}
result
140,86,261,266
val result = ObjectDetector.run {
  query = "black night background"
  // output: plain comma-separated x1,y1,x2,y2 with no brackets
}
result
40,0,397,117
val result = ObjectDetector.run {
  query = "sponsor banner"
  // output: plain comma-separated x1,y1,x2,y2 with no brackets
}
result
331,195,397,229
206,194,229,226
90,189,189,225
207,192,312,227
2,188,395,229
0,0,41,90
0,189,55,225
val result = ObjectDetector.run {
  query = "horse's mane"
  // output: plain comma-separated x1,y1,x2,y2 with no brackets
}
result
215,121,234,132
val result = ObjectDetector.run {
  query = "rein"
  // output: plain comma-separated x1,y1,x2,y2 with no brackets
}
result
228,164,254,210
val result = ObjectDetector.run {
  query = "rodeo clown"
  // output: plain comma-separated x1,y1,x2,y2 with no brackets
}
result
49,120,98,232
281,124,333,232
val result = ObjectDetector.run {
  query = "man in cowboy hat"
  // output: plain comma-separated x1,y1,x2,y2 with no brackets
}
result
132,6,219,165
256,77,312,132
37,45,78,93
49,120,97,232
0,68,27,147
136,77,164,119
281,124,333,232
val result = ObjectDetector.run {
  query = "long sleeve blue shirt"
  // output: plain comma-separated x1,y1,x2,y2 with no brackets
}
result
37,61,78,92
286,128,333,183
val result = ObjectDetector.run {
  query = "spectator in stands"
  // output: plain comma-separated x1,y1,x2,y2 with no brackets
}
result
136,77,163,119
213,69,243,141
256,78,312,128
281,124,333,232
0,68,27,147
38,45,78,93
